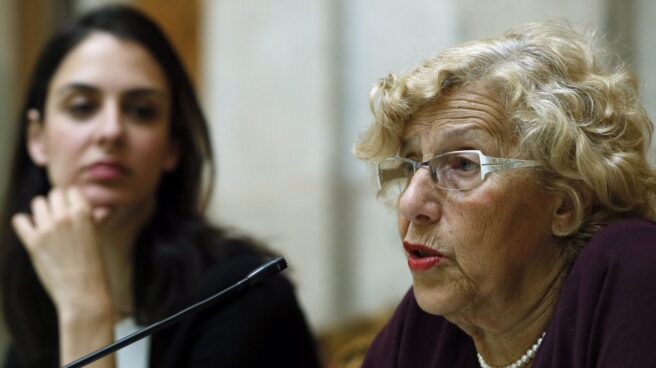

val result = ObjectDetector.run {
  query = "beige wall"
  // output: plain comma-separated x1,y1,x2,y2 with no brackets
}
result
201,0,462,329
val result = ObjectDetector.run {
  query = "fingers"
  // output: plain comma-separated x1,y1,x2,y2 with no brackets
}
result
92,207,112,224
11,213,36,248
30,188,78,227
66,187,89,212
15,187,110,243
31,195,51,229
66,187,112,225
49,188,67,220
17,187,94,242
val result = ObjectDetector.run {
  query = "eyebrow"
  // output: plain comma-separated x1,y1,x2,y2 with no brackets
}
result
54,83,99,96
53,83,167,98
123,89,167,99
434,125,490,143
401,125,486,148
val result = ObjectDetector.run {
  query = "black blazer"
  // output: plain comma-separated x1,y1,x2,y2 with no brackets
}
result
5,246,321,368
149,252,321,367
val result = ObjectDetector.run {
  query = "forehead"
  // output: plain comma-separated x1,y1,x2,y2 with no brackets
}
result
401,85,514,155
48,32,168,94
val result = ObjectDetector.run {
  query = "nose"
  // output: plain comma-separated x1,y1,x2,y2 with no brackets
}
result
94,102,125,146
398,167,441,225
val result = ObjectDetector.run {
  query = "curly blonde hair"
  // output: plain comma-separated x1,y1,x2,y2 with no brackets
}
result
354,20,656,258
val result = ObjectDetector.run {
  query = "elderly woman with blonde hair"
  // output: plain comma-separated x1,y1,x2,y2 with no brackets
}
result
357,20,656,368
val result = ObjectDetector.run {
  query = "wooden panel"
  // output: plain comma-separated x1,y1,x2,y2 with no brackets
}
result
134,0,201,87
17,0,54,101
17,0,75,100
17,0,200,95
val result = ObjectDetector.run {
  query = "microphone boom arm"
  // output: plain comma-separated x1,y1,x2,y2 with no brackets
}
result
64,256,288,368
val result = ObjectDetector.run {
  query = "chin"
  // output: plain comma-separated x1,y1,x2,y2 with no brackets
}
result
80,187,133,208
413,281,460,317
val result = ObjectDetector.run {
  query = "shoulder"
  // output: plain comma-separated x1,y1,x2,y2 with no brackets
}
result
188,223,302,314
190,224,277,291
192,234,305,327
575,218,656,276
152,234,320,367
535,218,656,367
564,218,656,308
586,218,656,249
197,250,300,315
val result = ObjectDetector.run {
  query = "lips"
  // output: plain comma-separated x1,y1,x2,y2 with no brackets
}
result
84,161,130,180
403,241,446,271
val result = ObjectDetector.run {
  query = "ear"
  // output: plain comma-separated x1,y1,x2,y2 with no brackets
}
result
162,140,180,172
550,187,592,236
26,109,49,167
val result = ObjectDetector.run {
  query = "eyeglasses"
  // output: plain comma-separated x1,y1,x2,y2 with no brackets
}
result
377,150,541,201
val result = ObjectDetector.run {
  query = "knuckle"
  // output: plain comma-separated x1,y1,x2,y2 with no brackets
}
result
40,221,57,235
32,196,46,207
71,202,89,215
30,231,48,248
53,213,73,228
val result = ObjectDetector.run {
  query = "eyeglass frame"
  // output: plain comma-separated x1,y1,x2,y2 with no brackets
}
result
377,149,542,192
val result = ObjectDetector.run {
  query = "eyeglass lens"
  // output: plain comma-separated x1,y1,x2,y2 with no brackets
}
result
378,151,483,200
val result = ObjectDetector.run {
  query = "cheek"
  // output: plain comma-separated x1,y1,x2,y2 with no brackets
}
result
131,131,176,173
444,189,516,265
397,216,410,239
447,192,498,240
43,125,88,184
46,123,86,155
454,183,554,271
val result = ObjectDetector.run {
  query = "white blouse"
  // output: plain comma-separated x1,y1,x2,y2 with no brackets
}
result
114,317,150,368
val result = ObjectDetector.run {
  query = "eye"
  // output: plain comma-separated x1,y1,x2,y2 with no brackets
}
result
66,96,98,119
454,157,478,171
124,102,159,122
436,152,481,174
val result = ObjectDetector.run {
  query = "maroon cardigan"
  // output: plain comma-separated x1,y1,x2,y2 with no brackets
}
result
363,218,656,368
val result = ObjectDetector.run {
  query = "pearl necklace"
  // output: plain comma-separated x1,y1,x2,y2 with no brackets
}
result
476,331,546,368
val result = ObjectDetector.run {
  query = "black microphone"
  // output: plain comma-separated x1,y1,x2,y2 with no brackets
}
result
64,256,288,368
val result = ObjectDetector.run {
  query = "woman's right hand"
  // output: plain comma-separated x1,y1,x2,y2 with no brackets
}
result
12,187,117,366
11,187,112,316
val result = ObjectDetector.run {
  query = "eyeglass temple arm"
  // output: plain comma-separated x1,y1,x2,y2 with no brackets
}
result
481,157,541,176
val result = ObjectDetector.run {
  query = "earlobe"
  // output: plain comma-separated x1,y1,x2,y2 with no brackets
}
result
26,109,49,167
163,141,180,172
551,194,574,236
550,188,591,236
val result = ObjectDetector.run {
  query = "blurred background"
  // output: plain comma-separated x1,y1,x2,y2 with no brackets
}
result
1,0,654,361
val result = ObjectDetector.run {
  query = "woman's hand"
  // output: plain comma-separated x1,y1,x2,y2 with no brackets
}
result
11,187,111,311
11,187,116,367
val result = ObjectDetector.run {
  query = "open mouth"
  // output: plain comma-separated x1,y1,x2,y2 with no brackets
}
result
409,249,437,258
403,241,446,270
403,242,444,257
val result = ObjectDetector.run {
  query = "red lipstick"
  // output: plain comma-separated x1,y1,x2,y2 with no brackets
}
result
403,241,446,271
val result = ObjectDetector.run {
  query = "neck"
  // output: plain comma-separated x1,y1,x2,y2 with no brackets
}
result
477,331,546,368
455,251,569,366
97,199,155,320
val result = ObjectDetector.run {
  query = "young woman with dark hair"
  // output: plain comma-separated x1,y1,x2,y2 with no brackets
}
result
0,5,320,367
